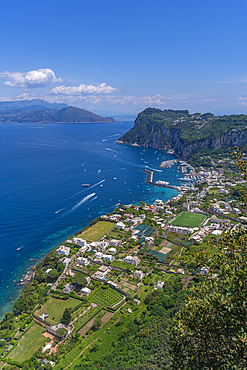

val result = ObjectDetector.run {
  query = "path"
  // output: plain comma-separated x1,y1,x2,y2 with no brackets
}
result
70,303,98,326
10,336,24,359
64,301,126,370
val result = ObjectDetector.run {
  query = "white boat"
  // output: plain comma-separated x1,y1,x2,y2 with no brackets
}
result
100,184,103,187
81,184,90,187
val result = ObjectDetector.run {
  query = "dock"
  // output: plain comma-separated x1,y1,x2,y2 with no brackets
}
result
142,169,181,191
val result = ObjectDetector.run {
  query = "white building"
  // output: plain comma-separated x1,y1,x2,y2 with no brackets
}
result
77,257,89,266
102,254,113,262
110,239,121,247
108,247,117,254
124,256,141,266
115,221,125,230
72,237,87,247
80,287,91,297
134,270,145,279
56,245,70,256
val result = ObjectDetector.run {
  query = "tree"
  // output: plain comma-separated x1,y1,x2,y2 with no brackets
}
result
170,149,247,369
61,308,72,324
72,273,87,288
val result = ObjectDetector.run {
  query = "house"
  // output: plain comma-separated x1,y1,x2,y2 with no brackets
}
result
124,256,141,266
108,247,117,254
77,257,89,266
233,207,241,214
63,283,74,294
102,254,113,262
110,239,121,247
39,313,49,321
94,265,110,280
107,280,118,288
60,257,70,267
47,323,67,337
72,237,87,247
80,287,91,297
45,268,53,275
56,245,70,256
154,199,163,205
134,270,145,279
115,221,125,230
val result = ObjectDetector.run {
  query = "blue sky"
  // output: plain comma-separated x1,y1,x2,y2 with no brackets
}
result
1,0,247,115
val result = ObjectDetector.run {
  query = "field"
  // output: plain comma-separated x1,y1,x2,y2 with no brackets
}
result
78,221,115,242
171,212,207,228
111,260,135,271
35,297,80,325
7,324,46,363
73,306,100,332
88,287,123,307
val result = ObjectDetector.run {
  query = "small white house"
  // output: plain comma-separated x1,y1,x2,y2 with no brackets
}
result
110,239,121,247
72,237,87,247
56,245,70,256
77,257,89,266
115,222,125,230
80,287,91,297
134,270,145,279
108,247,117,254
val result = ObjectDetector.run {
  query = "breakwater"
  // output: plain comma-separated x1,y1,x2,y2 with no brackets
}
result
142,169,181,191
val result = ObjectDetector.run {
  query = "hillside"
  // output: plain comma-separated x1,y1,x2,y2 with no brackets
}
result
0,100,115,123
118,108,247,162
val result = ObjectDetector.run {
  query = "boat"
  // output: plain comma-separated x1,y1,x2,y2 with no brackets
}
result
84,169,86,172
113,177,117,180
81,184,90,187
17,247,20,251
81,164,83,166
100,184,103,187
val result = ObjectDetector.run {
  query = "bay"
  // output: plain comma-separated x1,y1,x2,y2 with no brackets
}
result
0,120,180,317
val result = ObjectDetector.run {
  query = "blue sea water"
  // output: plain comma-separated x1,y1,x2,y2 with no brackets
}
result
0,121,181,318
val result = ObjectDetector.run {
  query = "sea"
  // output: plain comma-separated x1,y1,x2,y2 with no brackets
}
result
0,120,182,318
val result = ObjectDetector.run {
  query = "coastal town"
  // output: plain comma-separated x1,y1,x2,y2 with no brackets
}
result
1,157,246,368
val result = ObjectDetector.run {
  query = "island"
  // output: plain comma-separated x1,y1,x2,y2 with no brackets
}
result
0,148,246,369
0,99,115,124
117,107,247,167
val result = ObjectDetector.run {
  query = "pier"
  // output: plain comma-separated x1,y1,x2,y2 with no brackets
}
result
142,169,181,191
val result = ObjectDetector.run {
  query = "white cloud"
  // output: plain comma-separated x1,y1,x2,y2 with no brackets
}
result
235,96,247,106
50,83,117,96
0,68,62,88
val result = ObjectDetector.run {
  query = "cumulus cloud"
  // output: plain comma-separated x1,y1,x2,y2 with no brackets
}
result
50,82,117,96
0,68,62,88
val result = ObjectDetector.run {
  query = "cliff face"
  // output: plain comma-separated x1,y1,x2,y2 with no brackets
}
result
118,108,247,160
171,128,247,160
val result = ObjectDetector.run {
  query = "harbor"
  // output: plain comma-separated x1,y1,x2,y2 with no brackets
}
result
142,169,182,191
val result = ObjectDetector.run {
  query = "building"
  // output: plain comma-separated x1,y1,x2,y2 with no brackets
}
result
124,256,141,266
77,257,89,266
63,283,74,294
108,247,117,254
72,237,87,247
80,287,91,297
134,270,145,279
56,245,70,256
115,221,125,230
102,254,113,262
110,239,121,247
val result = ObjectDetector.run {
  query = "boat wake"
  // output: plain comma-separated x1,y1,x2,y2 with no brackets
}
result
102,134,119,141
55,208,64,214
71,193,96,211
105,147,117,153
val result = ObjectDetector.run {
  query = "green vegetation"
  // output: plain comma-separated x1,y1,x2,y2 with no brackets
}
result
119,108,247,164
171,211,206,227
87,286,123,307
73,306,100,332
6,324,46,364
78,221,115,242
35,297,80,325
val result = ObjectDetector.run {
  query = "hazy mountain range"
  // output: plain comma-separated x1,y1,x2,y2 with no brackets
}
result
0,99,115,123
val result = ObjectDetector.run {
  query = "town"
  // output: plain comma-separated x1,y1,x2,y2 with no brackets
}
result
1,160,247,369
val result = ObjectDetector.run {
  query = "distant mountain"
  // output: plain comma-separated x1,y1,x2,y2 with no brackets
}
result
0,99,68,111
0,100,115,123
53,106,114,123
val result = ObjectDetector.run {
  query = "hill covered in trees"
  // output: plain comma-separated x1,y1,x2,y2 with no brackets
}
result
0,99,115,123
118,108,247,162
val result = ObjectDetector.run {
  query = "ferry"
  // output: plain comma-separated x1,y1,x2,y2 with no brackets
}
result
81,184,90,187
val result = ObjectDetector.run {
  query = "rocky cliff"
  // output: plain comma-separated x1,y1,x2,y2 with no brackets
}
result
118,108,247,160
